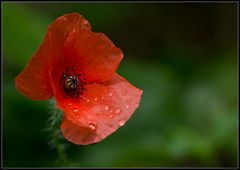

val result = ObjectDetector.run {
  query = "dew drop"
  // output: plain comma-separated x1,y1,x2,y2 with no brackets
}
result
104,105,110,111
109,93,113,96
94,97,98,101
119,120,125,126
115,109,121,114
89,123,96,130
126,105,130,109
101,96,104,100
109,114,114,118
74,113,80,117
85,98,90,102
73,108,79,113
68,103,73,106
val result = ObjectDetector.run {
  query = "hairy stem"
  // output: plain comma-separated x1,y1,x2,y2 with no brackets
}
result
45,98,70,166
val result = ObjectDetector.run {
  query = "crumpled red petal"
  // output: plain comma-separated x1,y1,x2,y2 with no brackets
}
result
15,12,143,145
15,13,91,100
54,30,123,83
60,73,143,145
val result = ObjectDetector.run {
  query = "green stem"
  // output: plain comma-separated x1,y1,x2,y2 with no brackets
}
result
45,98,71,166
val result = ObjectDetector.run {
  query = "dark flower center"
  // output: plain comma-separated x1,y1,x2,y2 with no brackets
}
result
59,65,86,98
65,75,80,90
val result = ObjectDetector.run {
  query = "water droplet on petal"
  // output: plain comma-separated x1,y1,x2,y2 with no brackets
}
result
89,123,96,130
109,114,114,118
85,98,90,102
94,97,98,101
115,109,121,114
68,103,73,106
109,93,113,96
119,120,125,126
104,105,110,111
126,105,130,109
74,113,80,117
101,96,104,100
73,108,79,113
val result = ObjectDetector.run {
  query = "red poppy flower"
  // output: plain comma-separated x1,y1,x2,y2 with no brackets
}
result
15,13,142,145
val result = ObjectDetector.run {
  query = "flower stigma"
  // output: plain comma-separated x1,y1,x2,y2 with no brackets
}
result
65,75,80,90
59,65,86,98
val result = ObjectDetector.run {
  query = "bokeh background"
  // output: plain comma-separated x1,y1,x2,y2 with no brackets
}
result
3,2,238,168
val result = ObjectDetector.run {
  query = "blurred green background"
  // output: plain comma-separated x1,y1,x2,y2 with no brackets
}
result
3,2,238,167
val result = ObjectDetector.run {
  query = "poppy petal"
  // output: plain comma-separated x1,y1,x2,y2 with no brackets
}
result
15,13,91,100
60,30,123,83
15,33,54,100
48,12,91,54
60,73,143,145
